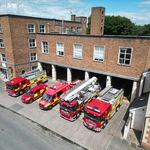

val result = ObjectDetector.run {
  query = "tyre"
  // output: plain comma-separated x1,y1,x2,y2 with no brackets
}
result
19,90,24,96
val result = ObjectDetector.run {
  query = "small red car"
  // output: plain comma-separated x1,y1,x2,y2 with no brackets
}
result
21,84,48,104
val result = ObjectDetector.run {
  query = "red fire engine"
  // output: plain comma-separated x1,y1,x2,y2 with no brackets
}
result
21,84,48,104
6,70,47,97
38,80,80,110
83,86,124,132
60,77,101,121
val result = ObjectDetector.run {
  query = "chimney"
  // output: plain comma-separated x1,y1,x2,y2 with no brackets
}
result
71,14,76,21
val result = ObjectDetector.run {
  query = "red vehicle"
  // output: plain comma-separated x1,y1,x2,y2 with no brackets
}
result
21,84,48,104
6,70,47,97
83,86,124,132
38,80,79,110
6,77,30,97
60,77,101,121
83,98,111,132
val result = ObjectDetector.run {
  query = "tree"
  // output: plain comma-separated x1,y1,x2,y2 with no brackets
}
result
104,16,135,35
86,15,150,36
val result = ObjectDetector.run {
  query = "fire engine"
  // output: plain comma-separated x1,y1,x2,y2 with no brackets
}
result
21,84,48,104
38,80,80,110
60,77,101,121
83,86,124,132
6,69,48,97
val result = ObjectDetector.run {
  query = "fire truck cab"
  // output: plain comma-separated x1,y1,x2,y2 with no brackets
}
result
38,82,70,110
60,77,101,121
83,86,124,132
21,84,48,104
83,98,111,132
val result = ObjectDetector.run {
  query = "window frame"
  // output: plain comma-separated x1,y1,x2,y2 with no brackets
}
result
41,41,49,54
0,53,7,62
0,24,2,33
56,42,64,56
118,47,133,66
30,52,37,61
73,43,83,59
27,23,35,33
0,38,5,48
93,45,105,62
28,38,36,48
31,66,38,70
39,24,46,33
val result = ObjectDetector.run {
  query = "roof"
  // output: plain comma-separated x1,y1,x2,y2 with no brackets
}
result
85,98,111,117
37,32,150,39
0,14,81,24
30,84,42,92
130,93,149,110
6,76,25,85
46,82,68,95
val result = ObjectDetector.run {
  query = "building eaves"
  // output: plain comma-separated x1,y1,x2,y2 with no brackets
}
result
0,14,81,24
37,33,150,40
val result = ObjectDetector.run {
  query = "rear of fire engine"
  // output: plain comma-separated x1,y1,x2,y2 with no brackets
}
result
6,77,30,97
60,77,101,121
83,86,124,131
6,69,47,97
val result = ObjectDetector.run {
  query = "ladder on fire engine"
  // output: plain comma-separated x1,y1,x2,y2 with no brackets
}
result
62,77,101,102
22,69,47,83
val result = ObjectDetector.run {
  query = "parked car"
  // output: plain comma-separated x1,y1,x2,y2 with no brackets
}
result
21,84,48,104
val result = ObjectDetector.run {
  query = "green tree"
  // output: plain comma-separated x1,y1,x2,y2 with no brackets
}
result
86,15,150,36
104,16,135,35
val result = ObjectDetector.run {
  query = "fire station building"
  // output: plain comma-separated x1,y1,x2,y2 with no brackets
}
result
0,7,150,101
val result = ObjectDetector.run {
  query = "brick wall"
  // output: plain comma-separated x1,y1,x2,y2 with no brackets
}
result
0,14,86,77
37,34,150,80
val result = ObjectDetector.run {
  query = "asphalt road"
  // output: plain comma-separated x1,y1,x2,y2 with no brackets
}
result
0,106,85,150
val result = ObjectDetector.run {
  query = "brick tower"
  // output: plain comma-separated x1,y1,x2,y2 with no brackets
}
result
90,7,105,35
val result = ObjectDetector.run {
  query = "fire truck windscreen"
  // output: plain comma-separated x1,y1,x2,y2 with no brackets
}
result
84,111,101,123
6,83,19,90
60,104,78,112
42,93,53,102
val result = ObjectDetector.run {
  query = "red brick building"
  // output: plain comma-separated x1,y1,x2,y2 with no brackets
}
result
0,7,150,100
0,5,150,148
0,13,87,79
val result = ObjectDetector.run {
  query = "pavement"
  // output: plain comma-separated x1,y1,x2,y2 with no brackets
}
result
0,79,144,150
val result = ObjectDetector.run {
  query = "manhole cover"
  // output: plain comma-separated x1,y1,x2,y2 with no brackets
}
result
9,103,24,111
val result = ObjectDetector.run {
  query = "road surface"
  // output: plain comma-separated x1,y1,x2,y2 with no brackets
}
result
0,106,85,150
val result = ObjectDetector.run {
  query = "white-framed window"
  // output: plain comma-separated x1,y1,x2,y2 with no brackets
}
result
42,41,49,53
30,53,37,61
93,45,105,62
39,24,46,33
0,24,2,33
118,47,132,65
0,53,6,62
0,39,4,48
73,44,83,59
56,42,64,56
29,39,36,48
31,65,37,70
27,24,35,33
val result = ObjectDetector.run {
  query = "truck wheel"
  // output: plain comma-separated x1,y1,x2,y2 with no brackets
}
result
19,90,24,96
103,122,106,129
49,106,53,110
76,112,81,119
29,99,33,103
